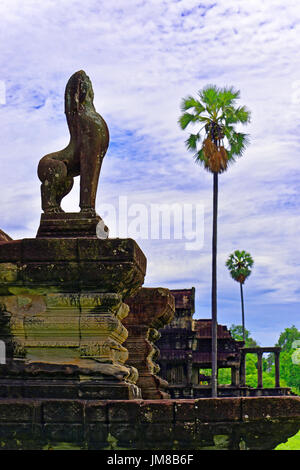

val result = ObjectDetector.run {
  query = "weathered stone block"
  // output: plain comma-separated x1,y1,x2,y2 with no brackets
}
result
23,238,78,261
137,423,174,447
21,262,80,288
0,240,21,262
86,423,108,446
194,398,241,422
139,400,174,423
108,423,137,447
0,424,37,442
174,400,196,421
241,396,300,421
173,421,196,443
85,402,107,423
108,400,141,423
0,238,146,296
43,401,83,423
0,401,35,422
43,423,84,442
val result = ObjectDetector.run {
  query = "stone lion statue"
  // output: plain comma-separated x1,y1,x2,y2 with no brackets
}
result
38,70,109,214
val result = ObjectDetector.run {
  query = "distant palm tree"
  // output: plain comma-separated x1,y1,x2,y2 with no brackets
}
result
179,85,251,397
226,250,254,342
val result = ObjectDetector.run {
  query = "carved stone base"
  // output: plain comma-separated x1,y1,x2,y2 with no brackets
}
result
0,237,147,400
124,288,175,399
0,292,141,398
36,212,109,238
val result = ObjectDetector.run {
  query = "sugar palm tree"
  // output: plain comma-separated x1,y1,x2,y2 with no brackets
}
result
179,85,251,397
226,250,254,342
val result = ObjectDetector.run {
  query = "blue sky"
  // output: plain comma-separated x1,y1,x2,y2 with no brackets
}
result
0,0,300,346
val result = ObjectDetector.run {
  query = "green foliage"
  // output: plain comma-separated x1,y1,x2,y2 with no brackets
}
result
230,325,258,347
280,350,300,390
179,85,251,170
217,368,231,385
226,250,254,284
266,326,300,393
186,133,200,151
178,112,197,130
242,353,259,387
198,84,222,108
276,326,300,351
275,431,300,450
224,128,250,161
181,96,205,114
230,324,300,391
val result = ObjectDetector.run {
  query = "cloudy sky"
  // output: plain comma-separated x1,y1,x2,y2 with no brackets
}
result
0,0,300,346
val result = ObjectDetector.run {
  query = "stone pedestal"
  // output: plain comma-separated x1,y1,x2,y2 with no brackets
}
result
123,288,175,399
36,212,109,239
0,237,146,399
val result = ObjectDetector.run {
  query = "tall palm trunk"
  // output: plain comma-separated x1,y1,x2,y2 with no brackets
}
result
240,282,245,342
211,171,218,397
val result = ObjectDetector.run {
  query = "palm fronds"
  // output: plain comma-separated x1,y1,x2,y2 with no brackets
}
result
226,250,254,284
186,133,200,151
179,84,251,173
178,112,197,130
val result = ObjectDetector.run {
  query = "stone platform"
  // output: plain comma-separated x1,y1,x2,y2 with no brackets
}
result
0,396,299,450
0,237,147,400
0,237,146,295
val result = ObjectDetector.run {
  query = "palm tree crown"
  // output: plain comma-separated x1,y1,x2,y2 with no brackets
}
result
226,250,254,284
179,85,251,173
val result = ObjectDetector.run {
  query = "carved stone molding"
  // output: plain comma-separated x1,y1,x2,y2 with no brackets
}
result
124,287,175,399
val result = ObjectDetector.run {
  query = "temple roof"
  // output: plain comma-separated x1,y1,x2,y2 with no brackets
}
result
194,320,232,339
170,288,195,312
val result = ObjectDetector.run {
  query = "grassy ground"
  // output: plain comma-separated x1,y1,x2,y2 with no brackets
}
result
275,430,300,450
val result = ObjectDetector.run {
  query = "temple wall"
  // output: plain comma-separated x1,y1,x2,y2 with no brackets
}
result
0,396,299,450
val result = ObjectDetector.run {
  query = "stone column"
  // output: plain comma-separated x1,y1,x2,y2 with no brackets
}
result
274,351,280,388
187,353,193,385
240,352,246,387
123,287,175,399
0,237,146,399
257,351,263,388
231,366,239,386
192,365,199,385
